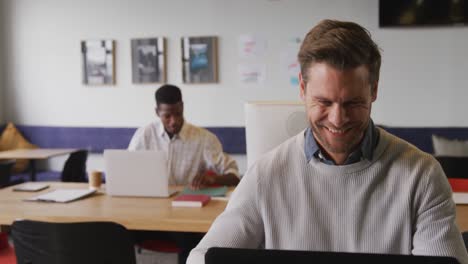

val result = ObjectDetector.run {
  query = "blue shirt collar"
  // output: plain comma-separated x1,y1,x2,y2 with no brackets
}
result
304,119,379,165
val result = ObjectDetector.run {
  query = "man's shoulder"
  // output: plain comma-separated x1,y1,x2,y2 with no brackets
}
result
132,121,161,140
378,128,438,168
243,133,304,186
379,128,432,158
128,121,161,150
253,133,304,169
136,120,160,132
183,123,218,140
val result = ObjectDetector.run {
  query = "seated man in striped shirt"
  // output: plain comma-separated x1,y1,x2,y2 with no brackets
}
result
187,19,468,264
128,84,240,264
128,84,240,189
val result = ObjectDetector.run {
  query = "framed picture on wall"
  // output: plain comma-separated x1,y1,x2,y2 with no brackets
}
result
81,40,115,85
131,37,166,84
181,36,218,83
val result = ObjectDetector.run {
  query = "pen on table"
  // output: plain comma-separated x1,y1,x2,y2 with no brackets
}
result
37,199,56,203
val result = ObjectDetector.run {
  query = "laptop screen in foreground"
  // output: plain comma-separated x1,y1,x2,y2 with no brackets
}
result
205,247,459,264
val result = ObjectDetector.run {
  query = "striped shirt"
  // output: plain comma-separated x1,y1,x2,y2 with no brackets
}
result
128,120,239,185
187,128,468,264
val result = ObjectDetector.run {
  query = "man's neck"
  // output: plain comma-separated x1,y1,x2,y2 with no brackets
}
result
314,146,355,165
166,131,175,139
304,120,378,165
325,152,351,165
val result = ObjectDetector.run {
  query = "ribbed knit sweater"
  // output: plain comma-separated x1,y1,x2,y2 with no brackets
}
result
187,128,468,264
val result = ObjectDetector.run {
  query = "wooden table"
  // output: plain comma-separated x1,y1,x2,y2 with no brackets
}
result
0,182,229,233
2,182,468,233
0,149,78,181
456,205,468,232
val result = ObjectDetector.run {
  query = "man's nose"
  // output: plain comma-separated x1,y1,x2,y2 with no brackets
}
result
328,104,349,128
168,116,177,126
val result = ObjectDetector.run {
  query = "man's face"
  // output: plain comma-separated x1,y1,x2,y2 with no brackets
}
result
299,62,378,161
156,102,184,136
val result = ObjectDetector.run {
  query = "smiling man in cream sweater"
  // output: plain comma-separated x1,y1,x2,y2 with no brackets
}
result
187,19,468,264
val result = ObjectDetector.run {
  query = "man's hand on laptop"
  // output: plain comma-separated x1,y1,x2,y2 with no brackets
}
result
190,171,217,190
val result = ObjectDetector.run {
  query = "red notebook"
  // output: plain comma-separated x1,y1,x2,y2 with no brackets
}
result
448,178,468,193
171,194,211,207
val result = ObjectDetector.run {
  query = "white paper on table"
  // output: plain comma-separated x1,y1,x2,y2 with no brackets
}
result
453,192,468,204
13,183,49,192
24,189,96,203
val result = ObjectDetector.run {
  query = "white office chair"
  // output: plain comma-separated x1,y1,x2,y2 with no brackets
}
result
245,101,308,167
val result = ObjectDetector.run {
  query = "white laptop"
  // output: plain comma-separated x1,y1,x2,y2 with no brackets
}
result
103,150,177,197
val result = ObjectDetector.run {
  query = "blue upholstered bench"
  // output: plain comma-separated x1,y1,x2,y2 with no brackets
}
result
381,126,468,154
10,171,62,183
4,124,468,183
2,125,246,183
14,125,246,154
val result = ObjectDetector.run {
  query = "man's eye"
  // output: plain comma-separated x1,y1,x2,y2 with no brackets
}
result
318,100,332,106
345,101,364,108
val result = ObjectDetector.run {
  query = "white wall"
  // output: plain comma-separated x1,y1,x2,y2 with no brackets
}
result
0,2,6,124
0,56,3,123
2,0,468,173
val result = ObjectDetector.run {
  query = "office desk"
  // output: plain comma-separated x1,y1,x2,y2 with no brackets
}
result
456,205,468,232
0,149,78,181
2,182,468,233
0,182,228,233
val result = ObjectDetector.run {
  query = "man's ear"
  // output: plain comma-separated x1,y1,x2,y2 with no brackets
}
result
371,82,378,102
299,73,306,102
155,107,160,117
